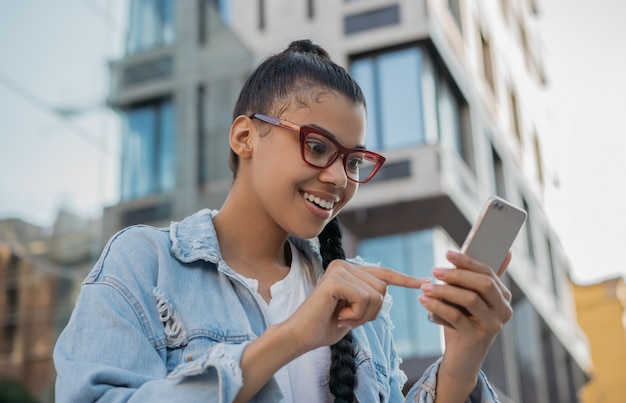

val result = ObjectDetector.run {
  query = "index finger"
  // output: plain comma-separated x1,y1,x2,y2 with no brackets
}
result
359,266,425,289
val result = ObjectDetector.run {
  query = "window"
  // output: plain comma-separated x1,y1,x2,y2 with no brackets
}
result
511,296,542,402
447,0,463,34
215,0,232,26
198,0,233,44
509,89,522,143
518,17,530,68
522,199,535,264
258,0,266,30
127,0,175,54
500,0,509,24
197,85,207,185
438,77,474,172
480,31,496,93
344,5,400,35
492,147,506,197
533,133,544,187
541,321,560,402
358,230,442,358
198,0,207,44
121,98,176,200
351,47,427,151
351,45,474,172
546,238,560,302
0,254,19,355
482,331,509,396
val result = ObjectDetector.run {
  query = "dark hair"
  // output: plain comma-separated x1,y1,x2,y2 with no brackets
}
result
233,39,361,402
230,39,366,176
318,217,356,403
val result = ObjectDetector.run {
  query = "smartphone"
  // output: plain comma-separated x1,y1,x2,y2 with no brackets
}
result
428,196,527,325
460,196,527,274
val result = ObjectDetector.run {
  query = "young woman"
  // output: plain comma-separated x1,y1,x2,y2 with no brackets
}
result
54,40,512,402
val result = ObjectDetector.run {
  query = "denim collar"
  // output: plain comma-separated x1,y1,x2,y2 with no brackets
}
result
169,209,325,279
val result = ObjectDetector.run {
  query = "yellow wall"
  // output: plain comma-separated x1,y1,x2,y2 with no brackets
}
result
573,277,626,403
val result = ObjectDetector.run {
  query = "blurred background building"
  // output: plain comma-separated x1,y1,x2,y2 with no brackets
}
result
2,0,619,402
0,212,98,401
572,277,626,402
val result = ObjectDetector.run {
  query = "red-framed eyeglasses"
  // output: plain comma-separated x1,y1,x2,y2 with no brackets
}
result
249,113,386,184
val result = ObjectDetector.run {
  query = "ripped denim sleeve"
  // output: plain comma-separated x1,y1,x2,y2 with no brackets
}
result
153,288,247,401
404,357,500,403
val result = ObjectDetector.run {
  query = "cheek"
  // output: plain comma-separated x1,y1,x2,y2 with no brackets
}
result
338,184,359,211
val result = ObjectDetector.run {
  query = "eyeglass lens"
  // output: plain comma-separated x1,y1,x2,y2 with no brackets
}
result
302,131,378,182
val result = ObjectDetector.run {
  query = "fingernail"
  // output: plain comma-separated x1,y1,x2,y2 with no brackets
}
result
421,282,434,293
447,250,459,261
432,268,446,278
337,322,353,329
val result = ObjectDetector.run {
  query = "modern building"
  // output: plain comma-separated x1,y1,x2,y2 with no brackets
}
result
572,277,626,403
0,211,96,402
104,0,592,401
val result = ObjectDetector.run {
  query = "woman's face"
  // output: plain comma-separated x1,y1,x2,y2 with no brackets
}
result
248,91,367,239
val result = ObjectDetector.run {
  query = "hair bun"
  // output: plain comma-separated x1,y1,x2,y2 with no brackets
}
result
287,39,330,59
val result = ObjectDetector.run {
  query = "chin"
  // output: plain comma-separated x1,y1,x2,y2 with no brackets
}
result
298,228,326,240
289,222,328,240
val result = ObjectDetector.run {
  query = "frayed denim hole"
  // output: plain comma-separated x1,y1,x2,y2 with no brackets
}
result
154,287,188,348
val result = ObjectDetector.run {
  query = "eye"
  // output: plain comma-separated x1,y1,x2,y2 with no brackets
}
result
346,155,363,172
304,137,328,156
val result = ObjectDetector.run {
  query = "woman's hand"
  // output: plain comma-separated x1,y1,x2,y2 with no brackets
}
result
235,261,424,402
283,260,425,353
418,250,513,401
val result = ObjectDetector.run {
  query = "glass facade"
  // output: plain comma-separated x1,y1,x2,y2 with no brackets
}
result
358,230,442,358
351,47,426,151
215,0,232,26
351,46,473,172
438,78,471,167
121,99,176,201
127,0,175,54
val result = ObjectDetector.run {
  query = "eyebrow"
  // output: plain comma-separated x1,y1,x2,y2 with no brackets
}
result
307,123,367,150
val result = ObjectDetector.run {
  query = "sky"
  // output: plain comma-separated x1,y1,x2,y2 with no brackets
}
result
0,0,625,284
538,0,626,283
0,0,126,227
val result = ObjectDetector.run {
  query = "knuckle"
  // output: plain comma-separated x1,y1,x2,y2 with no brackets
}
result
503,304,513,322
447,309,465,323
465,293,482,309
502,288,512,302
477,277,497,294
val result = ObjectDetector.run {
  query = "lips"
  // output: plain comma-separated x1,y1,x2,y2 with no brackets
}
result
302,192,335,210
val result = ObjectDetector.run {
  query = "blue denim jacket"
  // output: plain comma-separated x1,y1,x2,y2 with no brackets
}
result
54,209,499,402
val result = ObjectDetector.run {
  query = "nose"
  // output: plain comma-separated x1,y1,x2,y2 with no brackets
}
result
319,155,348,188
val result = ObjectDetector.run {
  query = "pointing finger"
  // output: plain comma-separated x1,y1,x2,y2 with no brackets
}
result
359,266,425,289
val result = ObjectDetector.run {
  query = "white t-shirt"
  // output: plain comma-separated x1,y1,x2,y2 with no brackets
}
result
240,241,334,403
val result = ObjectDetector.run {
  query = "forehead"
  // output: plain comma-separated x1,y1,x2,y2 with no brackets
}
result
274,88,361,115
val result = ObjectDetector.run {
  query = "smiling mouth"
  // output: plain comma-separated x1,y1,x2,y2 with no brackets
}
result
302,192,335,210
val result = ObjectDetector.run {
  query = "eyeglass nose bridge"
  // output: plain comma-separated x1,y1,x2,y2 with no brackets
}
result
321,151,352,185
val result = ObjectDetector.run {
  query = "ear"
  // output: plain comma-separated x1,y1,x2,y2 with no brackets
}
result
230,115,254,160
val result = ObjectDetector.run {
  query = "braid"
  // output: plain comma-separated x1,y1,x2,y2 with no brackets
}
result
318,217,355,403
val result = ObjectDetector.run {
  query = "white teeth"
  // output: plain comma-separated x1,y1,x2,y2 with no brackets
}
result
303,192,335,210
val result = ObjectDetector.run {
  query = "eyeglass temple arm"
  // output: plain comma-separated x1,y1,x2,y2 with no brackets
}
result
250,113,301,132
